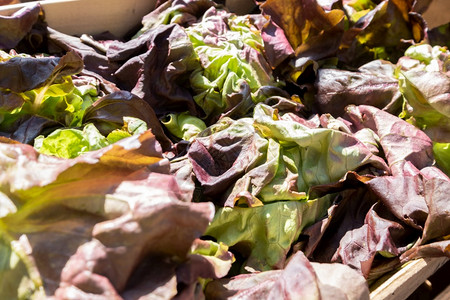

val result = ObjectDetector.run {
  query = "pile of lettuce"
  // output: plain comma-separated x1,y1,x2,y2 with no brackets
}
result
1,0,449,299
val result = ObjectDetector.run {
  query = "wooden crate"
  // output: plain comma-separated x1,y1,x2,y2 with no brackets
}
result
1,0,448,36
0,0,157,37
370,257,449,299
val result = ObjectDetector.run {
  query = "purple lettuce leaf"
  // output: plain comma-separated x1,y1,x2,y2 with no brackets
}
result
191,102,391,272
345,105,434,175
314,60,402,117
0,50,83,93
303,167,449,279
47,27,120,83
8,115,59,144
304,184,414,278
260,0,346,62
187,117,267,202
332,202,418,278
420,176,450,244
107,24,201,118
301,106,448,277
204,251,370,300
188,102,388,207
0,132,227,299
304,186,378,263
260,18,294,70
400,240,450,262
83,90,173,152
367,175,429,230
397,176,450,263
135,0,216,36
0,4,42,50
260,0,426,72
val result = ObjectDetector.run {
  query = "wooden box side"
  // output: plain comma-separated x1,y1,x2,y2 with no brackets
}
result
0,0,157,37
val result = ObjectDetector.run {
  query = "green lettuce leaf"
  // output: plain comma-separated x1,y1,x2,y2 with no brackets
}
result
34,117,148,159
132,1,285,122
161,111,206,141
433,142,450,175
186,9,285,121
396,44,450,143
83,89,173,152
181,238,234,288
343,0,378,22
34,123,107,159
134,0,217,38
17,76,96,128
106,116,148,143
205,197,332,271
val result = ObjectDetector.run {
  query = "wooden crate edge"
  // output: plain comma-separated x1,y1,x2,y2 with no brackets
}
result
370,256,449,300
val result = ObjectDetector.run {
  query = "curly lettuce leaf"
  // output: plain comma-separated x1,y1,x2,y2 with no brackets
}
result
34,117,148,159
107,23,202,119
303,106,450,277
251,104,388,202
305,169,450,279
186,9,283,120
190,102,391,271
34,123,107,159
125,0,286,123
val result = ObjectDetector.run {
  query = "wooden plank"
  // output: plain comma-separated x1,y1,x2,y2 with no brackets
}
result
0,0,156,37
2,0,448,37
370,257,449,300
